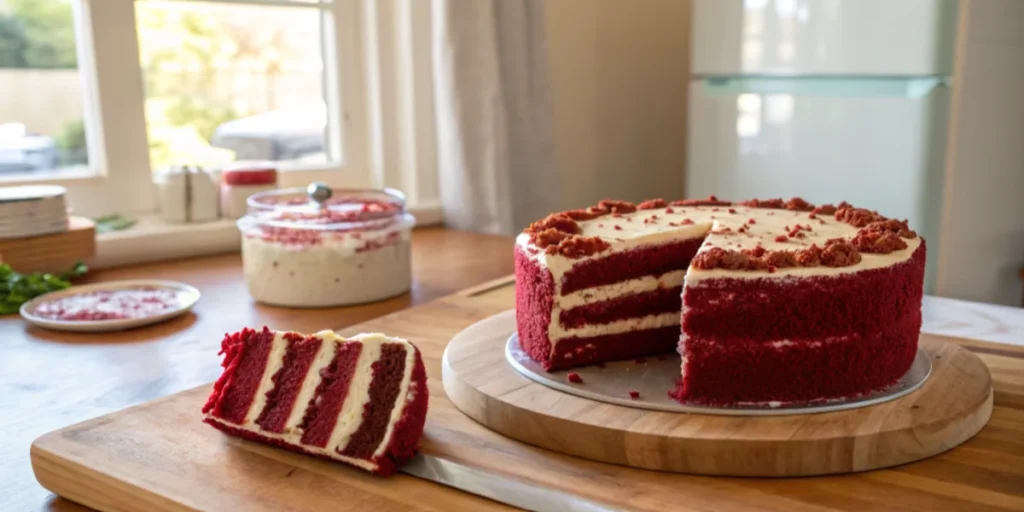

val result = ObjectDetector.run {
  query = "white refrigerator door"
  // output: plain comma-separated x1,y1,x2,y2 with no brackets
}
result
685,78,949,291
692,0,957,76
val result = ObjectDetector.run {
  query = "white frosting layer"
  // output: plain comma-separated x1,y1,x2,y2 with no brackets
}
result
208,330,418,469
549,312,679,341
517,204,921,285
325,337,382,453
556,270,686,310
282,331,339,432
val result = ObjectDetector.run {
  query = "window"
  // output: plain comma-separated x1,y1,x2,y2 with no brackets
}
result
135,1,330,171
0,0,439,224
0,0,92,179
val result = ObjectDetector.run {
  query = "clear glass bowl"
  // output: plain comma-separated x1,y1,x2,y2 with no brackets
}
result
237,186,415,307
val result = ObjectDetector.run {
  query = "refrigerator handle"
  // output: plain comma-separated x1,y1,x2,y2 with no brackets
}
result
701,77,949,98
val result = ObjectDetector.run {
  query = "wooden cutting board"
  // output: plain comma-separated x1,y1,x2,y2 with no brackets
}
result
31,277,1024,511
443,310,993,477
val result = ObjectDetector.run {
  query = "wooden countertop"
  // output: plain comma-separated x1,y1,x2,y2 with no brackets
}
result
6,226,1024,511
0,228,514,511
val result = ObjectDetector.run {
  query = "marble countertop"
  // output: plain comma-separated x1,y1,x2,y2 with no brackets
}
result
922,296,1024,347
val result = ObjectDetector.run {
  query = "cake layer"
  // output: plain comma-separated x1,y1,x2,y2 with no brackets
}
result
203,329,429,475
515,246,557,365
672,312,921,404
558,285,682,329
255,333,321,433
209,328,276,424
546,325,680,370
560,237,704,295
682,243,926,343
298,340,364,448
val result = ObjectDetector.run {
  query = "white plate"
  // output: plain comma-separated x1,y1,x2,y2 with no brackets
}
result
506,333,932,416
19,280,201,332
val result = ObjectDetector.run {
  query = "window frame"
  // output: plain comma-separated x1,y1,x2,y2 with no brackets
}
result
5,0,440,223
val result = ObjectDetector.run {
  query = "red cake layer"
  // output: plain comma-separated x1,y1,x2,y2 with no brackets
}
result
299,342,363,447
559,286,682,329
255,333,320,433
682,243,927,343
340,344,408,458
204,327,276,424
672,312,920,404
675,243,926,404
515,246,557,367
561,237,703,295
548,325,680,370
371,352,429,475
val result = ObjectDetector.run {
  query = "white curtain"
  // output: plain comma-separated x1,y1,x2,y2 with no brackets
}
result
431,0,559,234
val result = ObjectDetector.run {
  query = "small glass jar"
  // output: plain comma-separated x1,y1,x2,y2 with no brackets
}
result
237,186,415,307
220,161,278,220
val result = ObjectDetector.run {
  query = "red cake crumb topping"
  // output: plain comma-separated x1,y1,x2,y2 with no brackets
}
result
34,287,180,321
532,228,571,248
738,197,784,209
546,235,612,258
567,372,583,384
637,198,667,210
852,231,908,254
628,390,641,400
522,195,916,268
862,219,917,239
597,199,637,214
670,195,731,207
820,239,862,266
835,206,882,227
525,213,580,236
811,204,836,215
563,207,606,221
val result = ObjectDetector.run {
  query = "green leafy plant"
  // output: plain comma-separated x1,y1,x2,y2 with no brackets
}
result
93,214,135,234
0,262,87,315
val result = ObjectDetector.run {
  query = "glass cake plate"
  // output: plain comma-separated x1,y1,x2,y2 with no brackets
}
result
506,333,932,416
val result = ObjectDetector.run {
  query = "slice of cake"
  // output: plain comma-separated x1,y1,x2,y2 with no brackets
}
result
202,327,428,475
515,197,925,405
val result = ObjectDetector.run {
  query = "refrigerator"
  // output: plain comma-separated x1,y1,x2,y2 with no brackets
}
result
686,0,958,292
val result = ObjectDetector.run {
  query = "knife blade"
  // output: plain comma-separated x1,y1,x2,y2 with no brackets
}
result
400,453,621,512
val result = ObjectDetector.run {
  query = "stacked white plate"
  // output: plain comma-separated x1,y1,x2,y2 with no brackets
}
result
0,185,70,239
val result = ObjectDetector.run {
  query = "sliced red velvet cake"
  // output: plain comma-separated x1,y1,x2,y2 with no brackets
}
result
202,328,428,475
515,197,925,405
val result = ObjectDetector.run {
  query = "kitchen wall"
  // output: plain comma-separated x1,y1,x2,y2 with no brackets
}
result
936,0,1024,306
543,0,690,210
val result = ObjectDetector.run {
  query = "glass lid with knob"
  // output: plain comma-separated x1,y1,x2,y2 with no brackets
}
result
241,183,413,232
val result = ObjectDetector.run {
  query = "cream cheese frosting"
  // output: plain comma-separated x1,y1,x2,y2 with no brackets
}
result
516,204,921,287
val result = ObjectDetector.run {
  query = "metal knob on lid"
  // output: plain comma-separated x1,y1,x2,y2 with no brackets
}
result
307,182,333,206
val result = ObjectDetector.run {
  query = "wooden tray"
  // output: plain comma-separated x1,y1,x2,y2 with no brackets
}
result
30,277,1024,511
443,310,992,476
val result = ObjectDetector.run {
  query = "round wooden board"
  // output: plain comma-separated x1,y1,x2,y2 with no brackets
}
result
442,310,994,477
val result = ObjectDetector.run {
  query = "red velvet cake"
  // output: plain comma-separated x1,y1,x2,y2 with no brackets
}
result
203,328,428,475
515,197,925,405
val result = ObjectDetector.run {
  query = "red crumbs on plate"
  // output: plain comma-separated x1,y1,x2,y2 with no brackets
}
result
628,390,641,400
33,287,180,321
567,372,583,384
